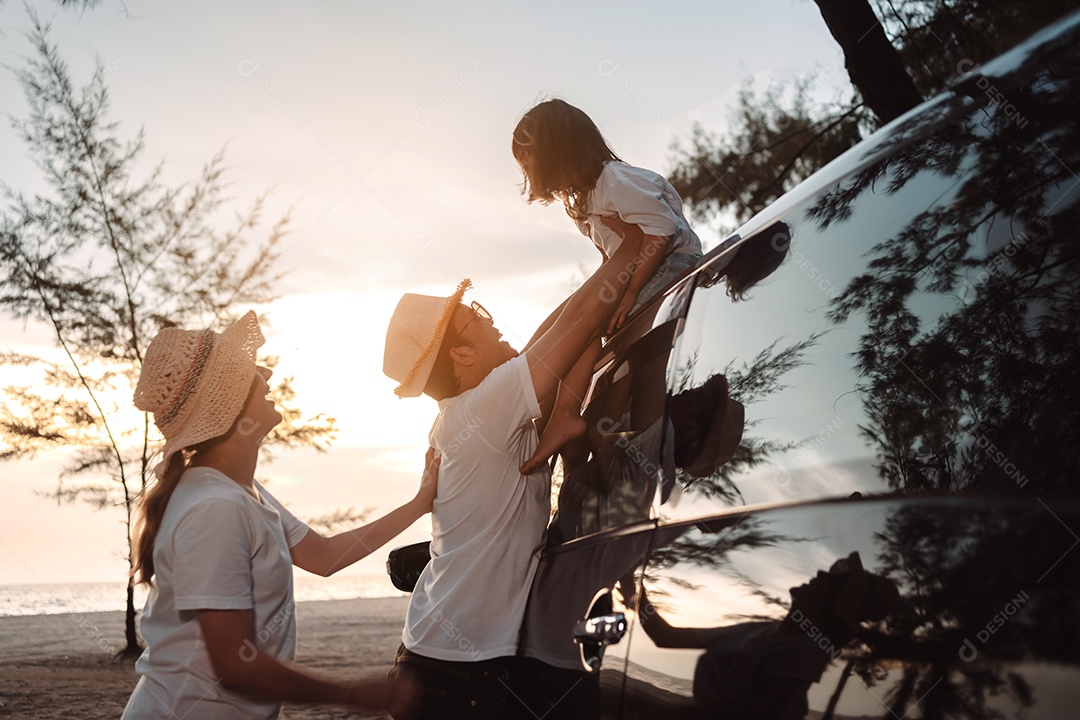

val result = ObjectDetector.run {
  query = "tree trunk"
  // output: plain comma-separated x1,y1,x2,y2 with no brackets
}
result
121,575,143,657
822,658,854,719
814,0,923,124
120,481,143,658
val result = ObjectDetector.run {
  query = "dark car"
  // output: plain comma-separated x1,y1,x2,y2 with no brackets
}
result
392,10,1080,719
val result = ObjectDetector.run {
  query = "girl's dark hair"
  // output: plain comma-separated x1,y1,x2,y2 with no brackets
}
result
512,99,621,222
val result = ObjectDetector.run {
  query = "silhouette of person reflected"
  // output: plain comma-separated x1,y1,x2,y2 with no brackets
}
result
695,221,791,301
631,551,898,719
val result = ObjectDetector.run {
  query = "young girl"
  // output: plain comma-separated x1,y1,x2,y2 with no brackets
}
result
513,98,703,473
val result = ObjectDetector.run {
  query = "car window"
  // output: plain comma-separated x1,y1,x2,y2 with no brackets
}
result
548,287,692,544
658,39,1080,520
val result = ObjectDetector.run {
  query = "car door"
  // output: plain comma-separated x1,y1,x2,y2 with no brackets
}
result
618,495,1080,719
613,12,1080,720
516,273,701,719
520,13,1080,718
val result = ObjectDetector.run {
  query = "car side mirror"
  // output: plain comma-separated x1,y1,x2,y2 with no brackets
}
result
386,541,431,593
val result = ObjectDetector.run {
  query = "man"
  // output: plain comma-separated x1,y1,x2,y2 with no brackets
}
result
381,232,643,719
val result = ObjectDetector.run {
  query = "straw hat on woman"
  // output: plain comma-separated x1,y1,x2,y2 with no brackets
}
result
122,311,434,720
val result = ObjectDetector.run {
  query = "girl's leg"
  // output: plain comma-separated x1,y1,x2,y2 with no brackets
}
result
520,337,601,474
524,295,572,442
523,294,572,354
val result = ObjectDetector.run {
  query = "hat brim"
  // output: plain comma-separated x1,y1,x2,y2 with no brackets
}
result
391,279,471,398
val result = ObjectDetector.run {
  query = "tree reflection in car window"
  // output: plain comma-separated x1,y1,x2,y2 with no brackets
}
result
666,333,821,508
659,37,1080,512
809,49,1080,497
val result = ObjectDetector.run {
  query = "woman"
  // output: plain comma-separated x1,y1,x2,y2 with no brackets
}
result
122,311,434,719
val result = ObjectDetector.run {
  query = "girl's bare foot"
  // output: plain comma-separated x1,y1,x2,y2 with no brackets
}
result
521,412,587,474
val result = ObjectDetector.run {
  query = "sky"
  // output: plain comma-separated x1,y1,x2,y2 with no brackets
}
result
0,0,850,587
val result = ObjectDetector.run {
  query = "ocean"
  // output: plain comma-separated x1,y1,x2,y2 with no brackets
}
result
0,574,403,617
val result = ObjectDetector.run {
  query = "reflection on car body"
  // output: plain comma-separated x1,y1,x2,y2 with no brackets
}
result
393,11,1080,719
610,497,1080,719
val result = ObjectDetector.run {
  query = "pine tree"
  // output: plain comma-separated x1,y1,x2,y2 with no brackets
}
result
0,14,335,656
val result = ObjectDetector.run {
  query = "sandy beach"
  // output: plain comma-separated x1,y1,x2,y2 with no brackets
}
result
0,597,410,719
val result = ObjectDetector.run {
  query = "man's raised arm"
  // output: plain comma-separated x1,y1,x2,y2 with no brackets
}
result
525,233,642,402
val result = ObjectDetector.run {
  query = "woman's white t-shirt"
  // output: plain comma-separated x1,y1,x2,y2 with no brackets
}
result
122,467,309,720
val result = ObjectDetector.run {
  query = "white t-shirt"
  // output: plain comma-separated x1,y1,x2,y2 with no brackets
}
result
122,467,309,720
575,161,703,258
403,354,550,661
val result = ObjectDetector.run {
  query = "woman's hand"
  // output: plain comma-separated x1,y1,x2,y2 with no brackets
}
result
289,446,440,576
346,676,403,709
414,446,440,511
197,609,383,706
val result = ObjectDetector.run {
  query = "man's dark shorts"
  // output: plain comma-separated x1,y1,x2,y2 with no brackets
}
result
387,644,598,720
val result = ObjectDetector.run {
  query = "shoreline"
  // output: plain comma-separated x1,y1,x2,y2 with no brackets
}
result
0,596,409,719
0,574,403,618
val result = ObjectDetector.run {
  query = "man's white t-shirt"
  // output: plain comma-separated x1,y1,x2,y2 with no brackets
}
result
122,467,309,720
403,354,550,662
576,161,703,258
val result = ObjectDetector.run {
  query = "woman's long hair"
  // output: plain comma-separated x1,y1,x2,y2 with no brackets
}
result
132,451,187,586
132,378,256,585
512,99,621,222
